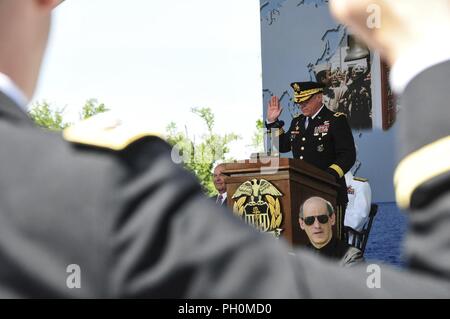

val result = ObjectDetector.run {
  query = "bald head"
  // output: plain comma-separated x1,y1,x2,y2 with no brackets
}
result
0,0,62,100
299,197,333,219
299,197,335,249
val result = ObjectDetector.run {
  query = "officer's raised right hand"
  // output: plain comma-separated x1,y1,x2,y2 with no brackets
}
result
267,96,283,123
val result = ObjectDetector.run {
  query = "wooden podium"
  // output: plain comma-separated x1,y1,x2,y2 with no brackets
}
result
223,158,338,247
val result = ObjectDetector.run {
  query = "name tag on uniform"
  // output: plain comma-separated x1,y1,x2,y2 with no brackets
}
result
291,131,300,135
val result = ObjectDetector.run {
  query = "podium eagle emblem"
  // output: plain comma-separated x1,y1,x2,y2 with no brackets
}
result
232,179,283,237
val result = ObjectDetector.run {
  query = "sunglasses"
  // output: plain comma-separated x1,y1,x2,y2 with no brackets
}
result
302,214,329,226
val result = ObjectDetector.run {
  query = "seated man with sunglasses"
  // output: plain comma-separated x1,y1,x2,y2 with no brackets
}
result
299,197,363,267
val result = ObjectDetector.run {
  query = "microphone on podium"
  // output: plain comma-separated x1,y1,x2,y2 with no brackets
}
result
265,120,284,157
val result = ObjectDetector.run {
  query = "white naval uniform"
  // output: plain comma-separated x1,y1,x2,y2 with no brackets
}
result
343,171,372,232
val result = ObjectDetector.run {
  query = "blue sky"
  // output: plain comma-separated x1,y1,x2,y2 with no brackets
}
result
33,0,264,158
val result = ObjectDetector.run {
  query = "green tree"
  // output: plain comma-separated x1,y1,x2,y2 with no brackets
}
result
79,98,109,120
251,118,265,152
28,101,68,130
29,99,109,130
166,107,240,195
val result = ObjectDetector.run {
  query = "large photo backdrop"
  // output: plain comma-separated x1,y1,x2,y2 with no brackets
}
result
260,0,398,202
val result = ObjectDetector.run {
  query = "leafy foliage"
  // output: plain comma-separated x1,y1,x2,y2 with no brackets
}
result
79,99,109,121
28,101,68,131
251,118,265,152
28,99,109,130
166,107,240,195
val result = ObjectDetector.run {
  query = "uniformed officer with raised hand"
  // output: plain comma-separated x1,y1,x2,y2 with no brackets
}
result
266,82,356,240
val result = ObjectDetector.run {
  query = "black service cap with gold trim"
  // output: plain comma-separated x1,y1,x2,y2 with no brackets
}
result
290,81,325,103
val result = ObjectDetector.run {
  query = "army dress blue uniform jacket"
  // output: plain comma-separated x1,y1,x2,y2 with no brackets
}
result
267,106,356,205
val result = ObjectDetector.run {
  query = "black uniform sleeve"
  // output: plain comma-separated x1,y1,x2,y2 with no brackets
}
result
107,137,304,298
327,115,356,179
395,61,450,210
393,61,450,279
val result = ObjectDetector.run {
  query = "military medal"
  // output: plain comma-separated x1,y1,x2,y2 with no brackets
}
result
347,186,355,195
317,122,330,134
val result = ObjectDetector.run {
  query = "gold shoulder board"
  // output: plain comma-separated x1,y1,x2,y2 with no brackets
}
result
334,112,347,118
353,177,369,182
63,113,161,151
